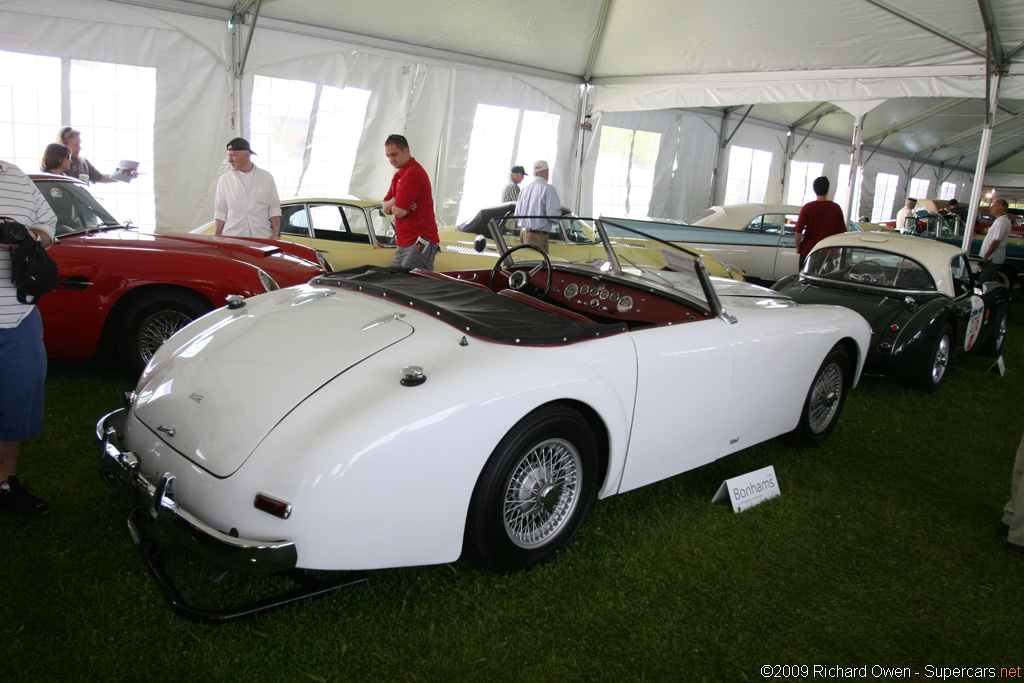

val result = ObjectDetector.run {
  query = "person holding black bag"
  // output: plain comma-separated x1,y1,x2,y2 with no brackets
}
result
0,159,56,517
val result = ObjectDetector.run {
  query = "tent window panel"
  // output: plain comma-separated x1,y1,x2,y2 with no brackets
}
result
593,127,661,218
941,182,957,200
909,177,930,200
871,172,900,222
724,146,772,204
70,59,156,230
786,160,824,206
304,85,371,198
457,104,518,225
517,110,560,182
0,50,62,172
834,164,851,212
250,75,316,200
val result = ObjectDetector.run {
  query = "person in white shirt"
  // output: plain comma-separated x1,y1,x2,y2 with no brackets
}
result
514,160,561,252
895,197,918,234
0,160,56,516
213,138,281,239
979,198,1011,284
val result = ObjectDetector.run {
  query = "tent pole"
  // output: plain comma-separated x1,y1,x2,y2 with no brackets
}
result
572,83,592,214
845,113,865,222
964,73,1001,249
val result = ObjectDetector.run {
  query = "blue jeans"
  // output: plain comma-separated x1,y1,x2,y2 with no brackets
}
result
0,307,46,442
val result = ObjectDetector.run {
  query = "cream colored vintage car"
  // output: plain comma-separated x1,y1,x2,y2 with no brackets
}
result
194,199,746,280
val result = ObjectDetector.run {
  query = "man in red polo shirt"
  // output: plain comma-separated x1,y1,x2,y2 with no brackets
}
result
795,176,846,268
382,134,439,270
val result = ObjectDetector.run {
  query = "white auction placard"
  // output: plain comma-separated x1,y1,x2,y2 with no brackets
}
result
712,465,780,512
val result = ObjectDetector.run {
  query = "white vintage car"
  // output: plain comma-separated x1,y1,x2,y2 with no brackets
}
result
98,217,870,589
625,203,863,284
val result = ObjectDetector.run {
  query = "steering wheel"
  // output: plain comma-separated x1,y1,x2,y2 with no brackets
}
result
846,260,886,284
489,244,553,298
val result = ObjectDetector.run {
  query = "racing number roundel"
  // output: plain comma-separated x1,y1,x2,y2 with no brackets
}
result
964,295,984,351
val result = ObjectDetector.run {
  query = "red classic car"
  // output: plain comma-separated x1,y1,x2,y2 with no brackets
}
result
31,174,330,374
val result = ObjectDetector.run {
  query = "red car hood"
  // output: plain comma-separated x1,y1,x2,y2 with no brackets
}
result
66,229,324,286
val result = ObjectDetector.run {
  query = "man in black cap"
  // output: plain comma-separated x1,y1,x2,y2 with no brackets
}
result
213,137,281,239
946,197,968,227
502,165,527,203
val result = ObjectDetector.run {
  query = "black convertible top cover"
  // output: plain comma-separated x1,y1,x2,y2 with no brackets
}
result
318,266,627,345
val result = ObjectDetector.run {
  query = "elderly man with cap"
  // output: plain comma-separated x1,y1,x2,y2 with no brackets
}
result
895,197,918,234
502,165,527,203
515,160,561,252
214,137,281,239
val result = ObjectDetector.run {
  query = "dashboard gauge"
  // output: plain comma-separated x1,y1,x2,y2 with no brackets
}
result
610,292,620,301
617,295,634,313
564,283,579,299
599,289,609,300
580,284,590,294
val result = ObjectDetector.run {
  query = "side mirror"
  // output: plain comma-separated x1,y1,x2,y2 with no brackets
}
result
474,234,487,253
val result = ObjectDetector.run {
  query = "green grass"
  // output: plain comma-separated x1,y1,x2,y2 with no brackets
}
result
3,298,1023,682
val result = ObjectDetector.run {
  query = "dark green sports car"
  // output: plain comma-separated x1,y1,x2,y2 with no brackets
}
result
774,232,1009,392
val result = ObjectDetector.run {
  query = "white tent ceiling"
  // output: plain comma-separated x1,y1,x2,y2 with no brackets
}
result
128,0,1023,188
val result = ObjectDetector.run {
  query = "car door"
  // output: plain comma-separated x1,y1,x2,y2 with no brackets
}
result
304,203,392,269
761,213,800,280
949,254,986,353
618,319,735,493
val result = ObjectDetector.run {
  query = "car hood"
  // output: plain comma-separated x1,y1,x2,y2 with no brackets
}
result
132,285,413,477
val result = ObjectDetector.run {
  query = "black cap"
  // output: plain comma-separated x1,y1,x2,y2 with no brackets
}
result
511,165,527,175
226,137,255,154
907,197,917,203
947,198,958,205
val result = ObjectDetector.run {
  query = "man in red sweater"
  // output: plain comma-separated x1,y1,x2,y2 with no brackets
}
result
795,176,846,268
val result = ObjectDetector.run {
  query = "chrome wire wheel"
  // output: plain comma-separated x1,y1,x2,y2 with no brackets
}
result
931,333,951,385
137,310,194,363
808,360,843,434
503,438,582,549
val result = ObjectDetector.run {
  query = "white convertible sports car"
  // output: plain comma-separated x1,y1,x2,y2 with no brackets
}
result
98,217,870,591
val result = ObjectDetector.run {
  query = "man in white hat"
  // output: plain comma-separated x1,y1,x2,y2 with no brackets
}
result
514,160,560,252
895,197,918,234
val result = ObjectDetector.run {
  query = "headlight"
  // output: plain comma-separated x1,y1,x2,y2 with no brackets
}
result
257,269,280,291
316,251,333,272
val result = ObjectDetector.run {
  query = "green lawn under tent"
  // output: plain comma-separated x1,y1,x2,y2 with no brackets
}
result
3,298,1022,682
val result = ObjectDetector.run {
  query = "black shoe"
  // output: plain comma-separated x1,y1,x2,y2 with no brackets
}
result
1006,541,1024,560
0,476,52,517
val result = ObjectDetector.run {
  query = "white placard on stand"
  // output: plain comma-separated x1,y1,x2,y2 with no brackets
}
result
712,465,780,513
988,355,1005,376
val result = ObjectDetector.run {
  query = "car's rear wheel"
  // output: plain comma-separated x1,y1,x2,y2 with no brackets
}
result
117,290,213,375
916,323,952,392
465,406,598,572
784,345,849,447
980,305,1008,356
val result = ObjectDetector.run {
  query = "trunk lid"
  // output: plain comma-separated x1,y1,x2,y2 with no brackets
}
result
132,286,413,476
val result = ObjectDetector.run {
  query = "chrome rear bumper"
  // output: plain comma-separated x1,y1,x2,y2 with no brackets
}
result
97,408,298,574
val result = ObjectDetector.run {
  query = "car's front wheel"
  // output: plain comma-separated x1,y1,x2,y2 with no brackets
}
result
465,406,598,572
117,289,213,375
916,323,953,392
784,345,850,447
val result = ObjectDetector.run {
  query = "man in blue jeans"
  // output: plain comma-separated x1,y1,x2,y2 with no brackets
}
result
0,160,57,516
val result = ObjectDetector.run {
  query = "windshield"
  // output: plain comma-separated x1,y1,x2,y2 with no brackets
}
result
33,179,125,236
488,214,722,313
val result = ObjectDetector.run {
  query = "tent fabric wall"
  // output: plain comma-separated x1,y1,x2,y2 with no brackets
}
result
0,0,580,230
0,2,232,230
